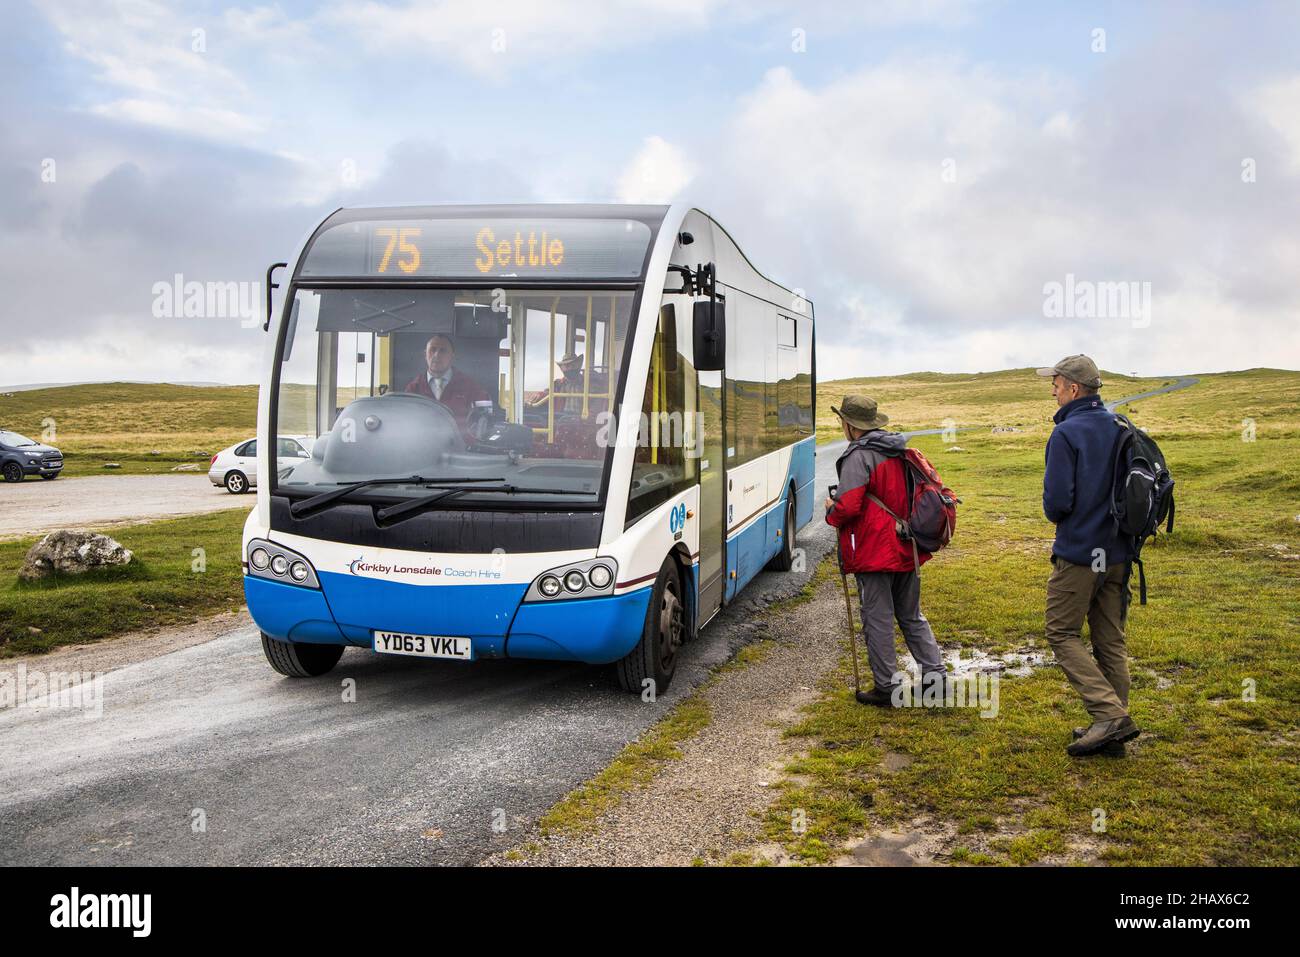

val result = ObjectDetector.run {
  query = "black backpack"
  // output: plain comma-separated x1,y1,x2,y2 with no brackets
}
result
1109,413,1175,604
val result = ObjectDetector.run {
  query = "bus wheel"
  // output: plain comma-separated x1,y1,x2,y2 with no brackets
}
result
615,558,684,695
225,471,248,494
766,493,796,571
261,632,344,677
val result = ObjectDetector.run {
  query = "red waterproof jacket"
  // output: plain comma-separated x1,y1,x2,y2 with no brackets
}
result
826,430,930,573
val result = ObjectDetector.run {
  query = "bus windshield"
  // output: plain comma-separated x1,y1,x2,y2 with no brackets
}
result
272,287,635,506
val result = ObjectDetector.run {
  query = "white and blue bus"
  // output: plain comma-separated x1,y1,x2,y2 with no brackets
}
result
245,204,815,693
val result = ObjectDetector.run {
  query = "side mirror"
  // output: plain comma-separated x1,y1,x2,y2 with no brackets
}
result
264,262,288,332
692,299,725,372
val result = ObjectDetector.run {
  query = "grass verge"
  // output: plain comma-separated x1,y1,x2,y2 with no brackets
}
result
0,508,249,657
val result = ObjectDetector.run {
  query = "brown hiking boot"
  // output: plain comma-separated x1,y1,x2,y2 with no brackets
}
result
1072,727,1126,756
1068,716,1140,757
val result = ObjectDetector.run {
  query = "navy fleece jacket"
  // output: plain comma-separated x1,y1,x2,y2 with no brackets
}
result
1043,394,1131,567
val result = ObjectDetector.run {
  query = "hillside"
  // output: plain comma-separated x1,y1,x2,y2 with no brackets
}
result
815,367,1299,442
0,382,258,476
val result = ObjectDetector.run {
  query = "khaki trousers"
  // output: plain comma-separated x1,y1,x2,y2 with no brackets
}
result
1044,557,1132,721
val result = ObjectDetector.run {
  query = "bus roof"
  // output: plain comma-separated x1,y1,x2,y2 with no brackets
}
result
293,203,809,312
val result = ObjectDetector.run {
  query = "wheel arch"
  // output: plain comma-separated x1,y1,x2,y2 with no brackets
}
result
668,542,697,637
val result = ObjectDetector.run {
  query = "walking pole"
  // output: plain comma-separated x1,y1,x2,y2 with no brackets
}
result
840,544,862,696
831,482,863,697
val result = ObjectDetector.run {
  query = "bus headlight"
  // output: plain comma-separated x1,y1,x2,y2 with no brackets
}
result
525,558,619,602
246,538,320,589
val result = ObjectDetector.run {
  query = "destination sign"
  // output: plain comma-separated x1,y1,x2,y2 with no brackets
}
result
299,218,652,279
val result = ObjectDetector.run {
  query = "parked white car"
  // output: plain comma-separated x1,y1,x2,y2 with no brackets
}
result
209,436,311,494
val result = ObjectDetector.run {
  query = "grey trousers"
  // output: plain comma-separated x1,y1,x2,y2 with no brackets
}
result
855,571,945,690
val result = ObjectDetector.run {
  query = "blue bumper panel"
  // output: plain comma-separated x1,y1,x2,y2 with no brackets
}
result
318,571,527,655
244,575,347,645
507,588,652,664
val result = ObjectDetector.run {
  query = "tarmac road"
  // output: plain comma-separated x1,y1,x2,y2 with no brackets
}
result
0,473,247,541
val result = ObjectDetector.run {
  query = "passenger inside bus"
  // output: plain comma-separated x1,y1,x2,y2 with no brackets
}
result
403,334,491,427
527,352,609,416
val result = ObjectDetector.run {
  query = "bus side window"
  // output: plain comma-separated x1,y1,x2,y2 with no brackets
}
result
627,302,697,525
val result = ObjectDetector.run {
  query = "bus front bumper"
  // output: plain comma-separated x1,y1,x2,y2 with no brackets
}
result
244,575,652,665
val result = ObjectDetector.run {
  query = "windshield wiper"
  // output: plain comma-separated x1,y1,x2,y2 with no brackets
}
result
374,484,595,524
289,475,505,519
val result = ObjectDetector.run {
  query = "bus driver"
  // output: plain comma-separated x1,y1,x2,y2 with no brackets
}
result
404,334,491,426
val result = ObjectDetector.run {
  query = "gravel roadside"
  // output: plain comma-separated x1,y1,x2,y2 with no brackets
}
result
486,567,851,867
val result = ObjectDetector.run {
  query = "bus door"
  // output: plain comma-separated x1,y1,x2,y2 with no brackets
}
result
696,364,725,622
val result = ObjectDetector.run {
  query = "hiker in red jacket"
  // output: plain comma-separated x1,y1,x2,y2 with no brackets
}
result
825,395,946,707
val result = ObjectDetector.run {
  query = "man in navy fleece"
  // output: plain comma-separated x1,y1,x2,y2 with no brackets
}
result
1038,355,1142,758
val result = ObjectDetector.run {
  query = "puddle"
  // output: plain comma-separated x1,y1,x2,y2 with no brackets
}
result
836,820,959,867
845,831,925,865
894,646,1053,679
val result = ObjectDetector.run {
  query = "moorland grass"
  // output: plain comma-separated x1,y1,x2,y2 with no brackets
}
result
0,382,257,476
763,370,1300,865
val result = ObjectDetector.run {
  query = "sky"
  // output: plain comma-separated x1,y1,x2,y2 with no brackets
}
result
2,0,1299,386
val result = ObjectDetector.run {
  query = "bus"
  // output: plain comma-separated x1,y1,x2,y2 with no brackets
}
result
245,204,815,693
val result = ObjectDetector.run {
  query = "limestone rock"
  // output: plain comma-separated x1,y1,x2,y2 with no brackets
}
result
18,530,134,581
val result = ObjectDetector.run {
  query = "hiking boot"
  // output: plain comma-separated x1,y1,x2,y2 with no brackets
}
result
1072,726,1125,756
855,685,899,707
1067,716,1140,757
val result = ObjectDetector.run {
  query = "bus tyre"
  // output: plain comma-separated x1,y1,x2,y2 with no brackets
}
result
615,558,684,695
766,493,796,572
261,632,344,677
225,471,248,494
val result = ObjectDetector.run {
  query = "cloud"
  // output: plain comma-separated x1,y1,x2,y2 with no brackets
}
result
321,0,990,77
39,0,263,141
616,136,694,203
1250,76,1300,176
0,125,535,387
688,48,1300,376
4,0,1299,392
324,0,719,76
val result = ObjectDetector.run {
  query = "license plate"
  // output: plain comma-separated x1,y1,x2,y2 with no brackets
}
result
373,631,472,660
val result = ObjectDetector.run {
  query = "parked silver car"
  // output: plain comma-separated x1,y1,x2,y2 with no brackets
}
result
209,436,311,494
